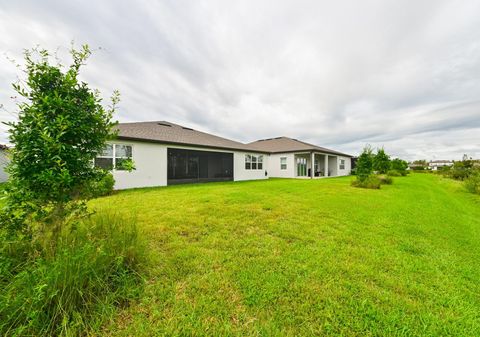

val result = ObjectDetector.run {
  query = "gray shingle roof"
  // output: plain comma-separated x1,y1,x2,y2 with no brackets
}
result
116,121,351,156
247,137,352,157
116,121,268,153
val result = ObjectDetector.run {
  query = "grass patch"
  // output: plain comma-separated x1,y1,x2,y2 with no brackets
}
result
0,213,146,336
86,174,480,336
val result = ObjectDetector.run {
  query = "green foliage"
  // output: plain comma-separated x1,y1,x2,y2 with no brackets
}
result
351,175,381,189
355,145,374,182
373,148,391,174
2,45,118,236
0,214,145,336
85,172,115,198
377,174,393,185
391,158,408,175
387,169,402,177
444,160,474,181
464,170,480,194
116,158,136,172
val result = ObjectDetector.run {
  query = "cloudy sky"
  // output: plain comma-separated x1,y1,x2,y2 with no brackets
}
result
1,0,479,160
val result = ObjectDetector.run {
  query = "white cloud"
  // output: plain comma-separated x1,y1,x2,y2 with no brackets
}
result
1,0,479,160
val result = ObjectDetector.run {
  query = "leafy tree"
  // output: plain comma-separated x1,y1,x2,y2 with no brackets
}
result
391,158,408,171
390,158,408,176
355,145,374,182
373,148,391,174
1,45,118,237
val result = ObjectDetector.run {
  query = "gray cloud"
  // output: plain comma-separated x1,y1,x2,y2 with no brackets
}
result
1,0,480,160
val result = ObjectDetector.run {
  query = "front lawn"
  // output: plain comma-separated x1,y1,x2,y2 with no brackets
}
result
90,174,480,336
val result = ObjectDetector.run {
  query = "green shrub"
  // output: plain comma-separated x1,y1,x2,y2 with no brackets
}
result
464,172,480,195
351,175,381,189
378,175,393,185
86,172,115,198
387,169,402,177
0,213,145,337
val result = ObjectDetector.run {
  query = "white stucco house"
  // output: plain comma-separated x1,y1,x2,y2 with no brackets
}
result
0,145,9,183
428,160,453,171
97,121,352,189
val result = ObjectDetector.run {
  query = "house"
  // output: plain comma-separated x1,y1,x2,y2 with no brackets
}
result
247,137,352,178
0,145,9,183
98,121,352,189
428,160,453,171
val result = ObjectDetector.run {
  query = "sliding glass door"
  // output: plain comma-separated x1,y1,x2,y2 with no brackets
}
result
296,157,307,177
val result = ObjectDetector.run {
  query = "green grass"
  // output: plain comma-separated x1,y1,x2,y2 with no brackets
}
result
89,174,480,336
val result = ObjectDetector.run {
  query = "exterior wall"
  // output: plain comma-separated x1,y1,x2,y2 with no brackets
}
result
268,153,296,178
267,152,351,178
0,149,9,183
109,140,268,189
336,156,351,176
328,156,338,176
111,140,167,190
233,152,269,181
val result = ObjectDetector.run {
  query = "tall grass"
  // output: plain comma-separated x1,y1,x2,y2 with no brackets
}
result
0,213,145,336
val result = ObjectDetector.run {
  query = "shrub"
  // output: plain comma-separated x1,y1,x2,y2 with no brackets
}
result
0,214,145,336
387,169,402,177
465,171,480,195
356,145,374,181
378,174,393,185
86,172,115,198
373,148,391,174
351,175,381,189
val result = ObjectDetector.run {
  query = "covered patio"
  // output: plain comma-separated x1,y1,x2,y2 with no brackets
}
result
294,152,338,178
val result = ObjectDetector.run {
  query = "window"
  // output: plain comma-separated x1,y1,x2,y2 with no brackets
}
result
94,143,132,170
115,144,133,170
280,157,287,170
245,154,251,170
245,154,263,170
339,159,345,170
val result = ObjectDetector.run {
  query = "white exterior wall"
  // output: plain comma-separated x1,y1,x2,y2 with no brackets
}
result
111,140,167,190
336,156,352,176
234,151,269,181
268,153,296,178
0,149,9,183
109,141,268,189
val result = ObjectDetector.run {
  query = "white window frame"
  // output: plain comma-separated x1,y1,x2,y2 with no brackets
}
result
245,154,251,170
95,143,133,171
280,157,287,170
245,154,263,170
339,159,345,170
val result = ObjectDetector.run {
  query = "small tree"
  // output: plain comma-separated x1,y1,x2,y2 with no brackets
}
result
391,158,408,175
373,148,391,174
356,145,374,182
2,45,118,238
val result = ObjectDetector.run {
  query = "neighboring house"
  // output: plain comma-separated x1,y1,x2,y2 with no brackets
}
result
0,145,9,183
97,121,352,189
428,160,453,171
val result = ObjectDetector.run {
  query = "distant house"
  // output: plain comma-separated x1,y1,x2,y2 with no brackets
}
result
94,121,353,189
428,160,453,171
0,145,9,183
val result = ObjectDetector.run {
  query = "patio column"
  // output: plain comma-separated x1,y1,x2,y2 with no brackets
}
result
311,152,314,179
324,154,329,177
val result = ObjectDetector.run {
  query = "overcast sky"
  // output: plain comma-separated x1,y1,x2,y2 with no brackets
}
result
1,0,479,160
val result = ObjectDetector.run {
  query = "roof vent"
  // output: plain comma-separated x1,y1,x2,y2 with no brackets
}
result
182,127,194,131
157,122,172,127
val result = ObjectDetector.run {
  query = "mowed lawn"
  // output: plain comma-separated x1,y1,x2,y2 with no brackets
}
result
90,174,480,336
